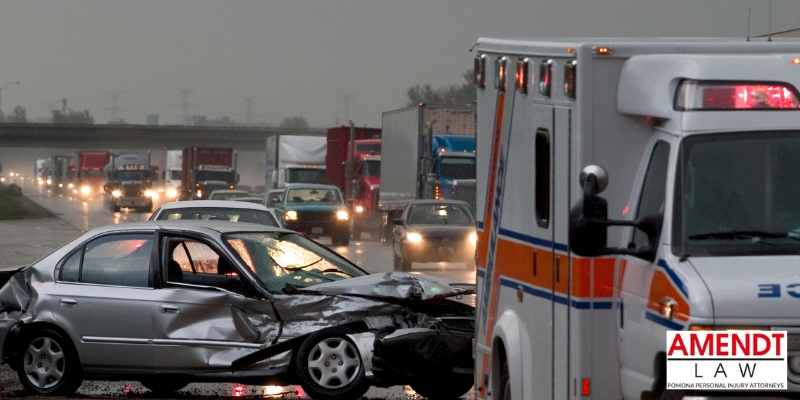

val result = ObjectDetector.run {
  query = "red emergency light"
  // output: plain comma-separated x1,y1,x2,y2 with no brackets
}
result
675,79,800,111
516,58,530,94
538,59,554,97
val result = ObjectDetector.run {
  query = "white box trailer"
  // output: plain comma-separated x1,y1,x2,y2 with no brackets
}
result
265,132,327,189
473,37,800,400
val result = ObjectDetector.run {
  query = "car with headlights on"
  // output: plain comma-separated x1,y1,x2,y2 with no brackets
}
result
149,200,279,227
392,200,477,271
0,221,475,400
274,184,352,246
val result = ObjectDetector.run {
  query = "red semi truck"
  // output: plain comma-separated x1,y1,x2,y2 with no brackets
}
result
324,125,381,240
182,147,238,200
76,151,111,197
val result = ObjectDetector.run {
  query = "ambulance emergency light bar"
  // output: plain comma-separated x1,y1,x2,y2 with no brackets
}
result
675,79,800,111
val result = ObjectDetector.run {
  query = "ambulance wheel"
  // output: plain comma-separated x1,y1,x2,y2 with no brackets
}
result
410,372,473,400
294,327,370,400
499,360,510,400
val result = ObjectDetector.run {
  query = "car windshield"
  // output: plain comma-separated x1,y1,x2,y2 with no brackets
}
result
285,168,326,184
210,191,248,200
169,170,181,180
673,130,800,256
153,207,279,227
363,159,380,177
440,157,475,180
407,203,474,225
225,232,366,293
114,170,147,181
286,188,343,204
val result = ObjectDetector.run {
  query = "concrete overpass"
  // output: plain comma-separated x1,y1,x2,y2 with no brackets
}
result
0,123,325,150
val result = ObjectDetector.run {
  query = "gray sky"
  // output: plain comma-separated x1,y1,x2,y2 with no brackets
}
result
0,0,798,127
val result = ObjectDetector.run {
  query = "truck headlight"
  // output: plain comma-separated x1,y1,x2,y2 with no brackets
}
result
355,205,365,213
80,186,91,195
285,210,298,221
145,190,158,200
337,211,349,220
196,189,202,198
406,232,422,243
166,188,177,198
68,183,74,189
112,190,121,197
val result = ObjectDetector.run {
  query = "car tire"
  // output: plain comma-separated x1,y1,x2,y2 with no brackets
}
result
113,205,121,213
140,377,189,393
410,372,474,400
17,328,83,395
294,327,370,400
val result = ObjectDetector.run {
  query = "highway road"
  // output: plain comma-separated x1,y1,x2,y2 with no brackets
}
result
6,178,476,400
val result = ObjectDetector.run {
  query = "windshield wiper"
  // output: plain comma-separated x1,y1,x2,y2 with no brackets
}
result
282,258,323,271
689,230,798,241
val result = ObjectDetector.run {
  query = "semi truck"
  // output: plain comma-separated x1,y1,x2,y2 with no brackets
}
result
377,103,476,241
265,132,327,189
103,153,155,212
42,155,70,191
472,37,800,400
76,151,111,197
34,159,45,186
324,125,382,240
182,147,238,200
164,150,182,200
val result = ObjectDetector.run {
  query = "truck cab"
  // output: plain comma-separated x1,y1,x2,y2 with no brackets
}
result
429,134,476,207
104,153,156,213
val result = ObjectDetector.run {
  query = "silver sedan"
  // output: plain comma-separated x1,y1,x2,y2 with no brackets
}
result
0,221,474,400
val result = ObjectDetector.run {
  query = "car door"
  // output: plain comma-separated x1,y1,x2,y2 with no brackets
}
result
51,232,156,369
150,233,278,371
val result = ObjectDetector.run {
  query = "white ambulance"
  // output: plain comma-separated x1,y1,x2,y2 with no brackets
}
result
473,38,800,399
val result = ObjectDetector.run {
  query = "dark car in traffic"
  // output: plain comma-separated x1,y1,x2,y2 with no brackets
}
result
274,184,352,246
392,200,477,271
0,221,474,400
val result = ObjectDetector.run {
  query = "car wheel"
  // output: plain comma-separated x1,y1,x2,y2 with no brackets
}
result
339,232,351,246
113,205,121,213
294,327,370,400
140,377,189,393
410,372,474,400
17,328,83,395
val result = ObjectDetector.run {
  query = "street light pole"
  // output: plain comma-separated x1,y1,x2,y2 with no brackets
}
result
0,81,21,115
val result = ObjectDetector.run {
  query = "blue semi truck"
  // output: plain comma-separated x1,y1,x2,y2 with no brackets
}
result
377,103,476,241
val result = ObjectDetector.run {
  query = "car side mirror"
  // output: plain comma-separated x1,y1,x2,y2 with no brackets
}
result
392,218,404,226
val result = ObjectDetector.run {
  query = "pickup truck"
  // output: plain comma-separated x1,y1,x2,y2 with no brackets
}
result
274,183,351,246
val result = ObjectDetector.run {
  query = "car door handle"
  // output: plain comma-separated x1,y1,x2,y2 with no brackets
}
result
160,304,181,314
59,298,78,308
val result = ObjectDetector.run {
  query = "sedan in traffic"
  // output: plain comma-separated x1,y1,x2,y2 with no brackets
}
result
392,200,477,271
0,221,474,400
150,200,279,227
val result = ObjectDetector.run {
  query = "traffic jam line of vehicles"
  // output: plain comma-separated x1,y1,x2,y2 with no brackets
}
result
473,37,800,400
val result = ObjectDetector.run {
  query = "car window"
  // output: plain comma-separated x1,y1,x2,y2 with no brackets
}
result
266,192,284,207
60,233,153,288
165,238,249,295
285,188,342,204
406,204,474,225
153,207,279,227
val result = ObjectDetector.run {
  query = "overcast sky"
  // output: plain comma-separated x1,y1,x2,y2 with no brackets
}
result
0,0,797,128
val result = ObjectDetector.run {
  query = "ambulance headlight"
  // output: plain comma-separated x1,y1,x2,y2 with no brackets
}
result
406,232,422,243
470,232,477,245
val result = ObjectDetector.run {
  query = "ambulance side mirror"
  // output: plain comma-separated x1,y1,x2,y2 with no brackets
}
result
569,165,659,262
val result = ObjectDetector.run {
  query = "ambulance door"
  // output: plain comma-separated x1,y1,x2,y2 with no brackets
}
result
553,106,571,400
530,103,557,399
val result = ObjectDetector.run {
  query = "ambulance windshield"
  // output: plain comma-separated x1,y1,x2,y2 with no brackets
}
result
673,131,800,256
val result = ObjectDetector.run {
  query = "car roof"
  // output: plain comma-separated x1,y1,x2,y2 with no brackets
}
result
209,189,249,194
267,188,285,194
283,183,340,191
85,220,293,236
157,200,270,211
406,199,472,206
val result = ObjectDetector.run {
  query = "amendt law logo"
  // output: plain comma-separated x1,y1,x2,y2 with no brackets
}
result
666,331,787,390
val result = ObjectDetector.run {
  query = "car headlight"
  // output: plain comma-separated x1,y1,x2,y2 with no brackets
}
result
68,183,74,189
80,186,91,195
166,188,177,198
355,205,364,213
111,190,121,197
470,232,477,245
285,210,298,221
46,179,52,185
58,183,63,188
406,232,422,243
337,210,349,220
145,190,158,200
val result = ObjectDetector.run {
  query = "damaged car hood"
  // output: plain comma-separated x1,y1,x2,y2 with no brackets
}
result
297,272,474,301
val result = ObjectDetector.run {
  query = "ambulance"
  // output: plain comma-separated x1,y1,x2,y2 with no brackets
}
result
472,38,800,399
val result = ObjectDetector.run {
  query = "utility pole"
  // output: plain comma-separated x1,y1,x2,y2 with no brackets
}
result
105,91,124,121
238,95,261,125
335,92,359,125
175,87,195,123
